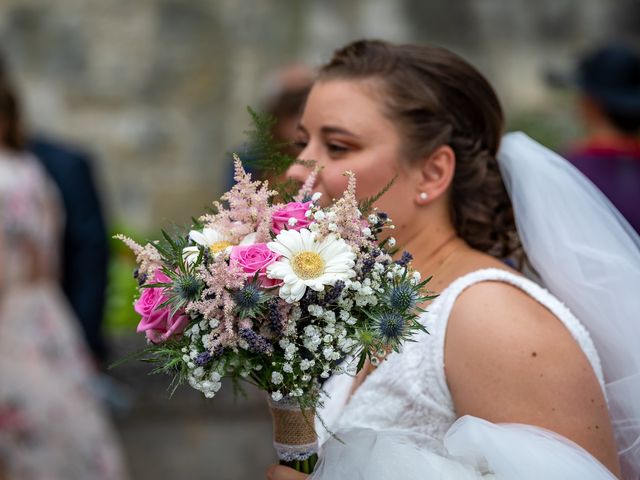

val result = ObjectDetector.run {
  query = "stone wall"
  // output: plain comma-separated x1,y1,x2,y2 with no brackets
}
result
0,0,637,231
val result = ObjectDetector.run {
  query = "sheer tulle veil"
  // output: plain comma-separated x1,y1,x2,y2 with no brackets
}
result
497,132,640,479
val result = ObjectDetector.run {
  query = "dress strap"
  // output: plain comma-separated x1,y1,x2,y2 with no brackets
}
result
430,268,605,392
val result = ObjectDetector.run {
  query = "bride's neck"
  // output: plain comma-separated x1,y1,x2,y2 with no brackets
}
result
398,216,512,297
399,221,465,277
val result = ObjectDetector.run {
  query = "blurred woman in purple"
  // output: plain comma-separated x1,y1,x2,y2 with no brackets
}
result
566,43,640,233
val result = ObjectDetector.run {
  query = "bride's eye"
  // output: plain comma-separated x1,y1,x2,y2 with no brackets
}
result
327,143,349,155
292,140,308,152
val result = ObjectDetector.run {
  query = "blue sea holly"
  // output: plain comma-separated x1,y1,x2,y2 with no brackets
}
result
173,274,203,302
233,283,267,317
389,282,419,312
374,311,407,345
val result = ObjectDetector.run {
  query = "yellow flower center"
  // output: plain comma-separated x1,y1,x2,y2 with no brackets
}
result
210,241,233,254
291,251,325,280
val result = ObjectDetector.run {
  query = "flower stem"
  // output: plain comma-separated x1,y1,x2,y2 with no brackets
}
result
280,454,318,474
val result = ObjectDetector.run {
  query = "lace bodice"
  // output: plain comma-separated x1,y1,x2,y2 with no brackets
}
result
316,268,605,454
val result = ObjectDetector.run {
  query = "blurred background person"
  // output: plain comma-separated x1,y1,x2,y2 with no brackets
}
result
564,43,640,233
261,64,315,158
28,137,110,367
0,64,128,479
227,64,314,190
0,54,110,369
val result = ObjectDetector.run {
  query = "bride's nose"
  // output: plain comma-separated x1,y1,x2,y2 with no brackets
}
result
285,145,315,183
285,160,312,185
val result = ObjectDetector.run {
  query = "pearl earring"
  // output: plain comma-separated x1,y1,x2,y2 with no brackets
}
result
419,192,429,201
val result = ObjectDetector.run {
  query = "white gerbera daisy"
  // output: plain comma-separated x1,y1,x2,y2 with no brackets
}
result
183,228,256,265
266,228,356,303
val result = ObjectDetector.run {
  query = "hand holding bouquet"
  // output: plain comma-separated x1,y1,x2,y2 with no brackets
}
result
117,153,434,474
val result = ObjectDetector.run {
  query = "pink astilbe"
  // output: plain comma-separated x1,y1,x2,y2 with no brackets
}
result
255,204,278,242
294,166,321,202
320,171,375,251
186,254,246,347
199,155,277,243
114,234,162,276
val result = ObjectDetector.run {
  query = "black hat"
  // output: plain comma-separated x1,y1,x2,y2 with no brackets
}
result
576,43,640,116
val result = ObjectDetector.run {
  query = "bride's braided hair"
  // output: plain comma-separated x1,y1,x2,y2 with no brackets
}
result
319,40,521,260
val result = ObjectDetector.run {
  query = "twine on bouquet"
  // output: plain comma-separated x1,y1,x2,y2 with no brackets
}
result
268,395,318,463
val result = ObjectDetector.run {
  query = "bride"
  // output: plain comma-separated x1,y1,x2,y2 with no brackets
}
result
267,40,640,479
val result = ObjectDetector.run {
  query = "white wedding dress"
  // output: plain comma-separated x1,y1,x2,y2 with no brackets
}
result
312,268,618,479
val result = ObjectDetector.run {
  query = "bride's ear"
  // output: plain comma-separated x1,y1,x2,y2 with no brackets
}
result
415,145,456,205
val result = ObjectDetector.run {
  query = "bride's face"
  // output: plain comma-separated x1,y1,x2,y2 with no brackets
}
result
288,79,420,233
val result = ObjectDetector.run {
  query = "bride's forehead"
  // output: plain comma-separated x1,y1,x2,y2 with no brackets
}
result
311,78,383,102
304,79,387,121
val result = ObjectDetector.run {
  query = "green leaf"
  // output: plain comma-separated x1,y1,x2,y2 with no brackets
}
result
142,282,172,289
151,242,172,261
356,350,367,371
161,229,179,251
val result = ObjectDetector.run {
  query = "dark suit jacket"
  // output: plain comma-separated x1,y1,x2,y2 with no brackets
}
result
29,137,110,363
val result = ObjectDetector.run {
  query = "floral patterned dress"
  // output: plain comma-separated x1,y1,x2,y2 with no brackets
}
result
0,151,128,479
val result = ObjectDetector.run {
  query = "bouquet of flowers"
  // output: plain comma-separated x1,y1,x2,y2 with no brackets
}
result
117,143,434,473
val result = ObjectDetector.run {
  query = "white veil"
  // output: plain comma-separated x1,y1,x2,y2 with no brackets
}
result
497,132,640,479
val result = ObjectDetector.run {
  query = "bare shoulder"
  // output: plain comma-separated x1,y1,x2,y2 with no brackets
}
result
444,278,620,474
446,278,572,368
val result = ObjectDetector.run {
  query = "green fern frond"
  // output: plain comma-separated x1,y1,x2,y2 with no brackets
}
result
240,107,297,176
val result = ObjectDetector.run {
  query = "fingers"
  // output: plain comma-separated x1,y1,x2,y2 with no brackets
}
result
266,464,309,480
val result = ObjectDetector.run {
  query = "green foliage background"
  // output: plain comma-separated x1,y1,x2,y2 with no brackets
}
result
105,224,145,333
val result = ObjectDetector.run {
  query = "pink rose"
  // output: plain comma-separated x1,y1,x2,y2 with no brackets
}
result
230,243,280,287
272,201,312,234
135,271,189,343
